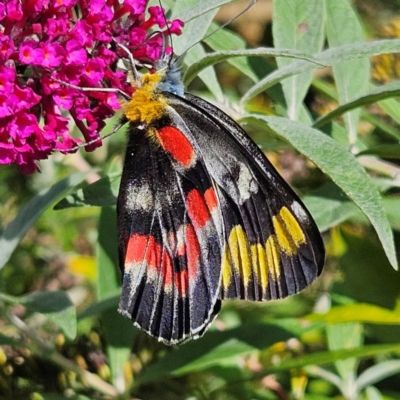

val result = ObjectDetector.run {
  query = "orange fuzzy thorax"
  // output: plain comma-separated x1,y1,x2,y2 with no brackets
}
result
124,71,167,125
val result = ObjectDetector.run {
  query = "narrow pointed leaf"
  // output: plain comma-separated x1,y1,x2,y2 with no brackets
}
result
241,39,400,105
267,343,400,373
172,0,238,23
184,48,320,85
205,23,258,82
54,173,120,209
172,0,223,99
356,360,400,392
21,291,76,339
314,80,400,128
0,172,90,270
307,303,400,325
273,0,325,119
96,207,135,390
326,0,370,146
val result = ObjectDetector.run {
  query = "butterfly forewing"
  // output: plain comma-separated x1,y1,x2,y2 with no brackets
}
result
117,120,223,344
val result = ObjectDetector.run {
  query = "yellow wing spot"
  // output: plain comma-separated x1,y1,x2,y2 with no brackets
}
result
229,225,252,286
280,206,306,245
124,72,167,125
221,245,233,291
266,235,281,281
251,243,268,289
272,206,306,255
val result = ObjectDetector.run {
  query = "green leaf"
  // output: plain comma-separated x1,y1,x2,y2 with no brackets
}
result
1,291,76,339
326,0,370,147
204,23,258,82
96,207,120,299
314,80,400,129
171,0,221,53
302,182,360,232
0,172,90,270
22,291,76,340
383,197,400,231
357,144,400,159
356,360,400,392
327,323,362,381
137,323,294,384
304,365,344,390
185,45,224,101
241,39,400,105
173,338,257,376
365,386,383,400
78,293,120,319
96,207,135,390
183,48,321,86
307,303,400,325
172,0,237,24
244,116,397,269
0,333,23,346
267,343,400,373
33,394,94,400
172,0,224,100
313,78,400,140
377,96,400,127
338,229,400,307
54,173,120,209
372,178,400,193
273,0,325,119
362,110,400,141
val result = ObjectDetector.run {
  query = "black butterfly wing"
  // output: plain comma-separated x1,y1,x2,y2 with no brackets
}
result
164,92,325,301
117,90,324,345
117,122,223,345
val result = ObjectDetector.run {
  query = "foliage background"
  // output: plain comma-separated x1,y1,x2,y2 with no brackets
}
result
1,0,400,399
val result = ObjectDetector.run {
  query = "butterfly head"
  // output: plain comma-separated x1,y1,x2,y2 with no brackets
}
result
154,53,184,97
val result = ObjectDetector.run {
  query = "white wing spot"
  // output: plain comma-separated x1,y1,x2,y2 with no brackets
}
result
237,161,258,201
291,200,308,224
126,182,154,210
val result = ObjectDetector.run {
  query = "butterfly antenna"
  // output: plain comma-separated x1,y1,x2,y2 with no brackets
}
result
206,0,257,42
157,0,174,66
62,118,128,153
113,39,139,82
178,0,257,62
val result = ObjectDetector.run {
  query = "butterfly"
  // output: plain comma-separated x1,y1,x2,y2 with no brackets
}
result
115,49,325,345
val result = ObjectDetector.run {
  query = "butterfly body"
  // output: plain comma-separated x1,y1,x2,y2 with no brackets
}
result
117,60,324,345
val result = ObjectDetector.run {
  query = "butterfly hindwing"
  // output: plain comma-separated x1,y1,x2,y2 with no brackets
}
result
164,92,324,301
117,120,223,344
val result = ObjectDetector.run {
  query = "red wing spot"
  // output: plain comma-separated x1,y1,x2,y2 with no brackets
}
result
185,225,200,281
175,270,188,296
162,250,190,296
204,187,218,211
173,224,200,296
176,226,186,257
125,234,191,296
162,250,173,287
187,189,211,229
157,126,195,168
125,234,149,263
125,234,161,271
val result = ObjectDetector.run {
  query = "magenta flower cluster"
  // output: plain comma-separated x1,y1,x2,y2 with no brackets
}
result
0,0,183,173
